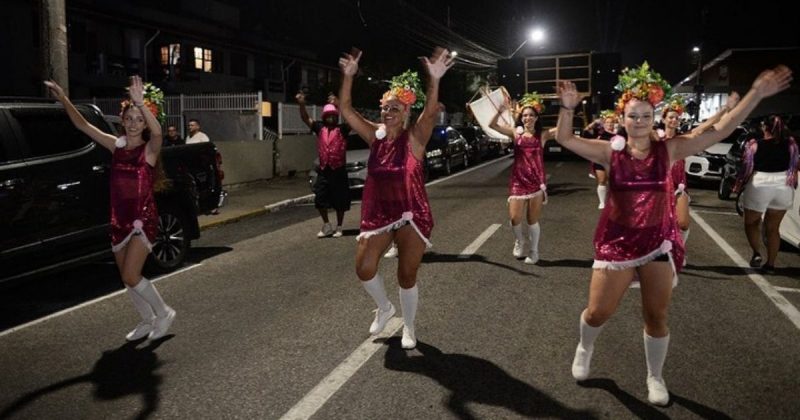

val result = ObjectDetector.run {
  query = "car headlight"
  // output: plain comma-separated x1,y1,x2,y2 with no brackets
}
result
346,161,366,172
426,149,442,158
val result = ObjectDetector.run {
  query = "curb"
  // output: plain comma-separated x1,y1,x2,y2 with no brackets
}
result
199,193,315,231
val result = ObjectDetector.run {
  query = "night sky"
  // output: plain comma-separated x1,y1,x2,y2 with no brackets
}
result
252,0,799,85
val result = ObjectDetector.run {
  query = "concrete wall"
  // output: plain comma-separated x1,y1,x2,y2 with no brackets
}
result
275,134,317,176
216,140,274,185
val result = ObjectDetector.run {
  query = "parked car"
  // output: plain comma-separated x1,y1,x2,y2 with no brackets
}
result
685,126,747,182
0,100,224,285
308,133,370,190
425,126,469,176
457,125,489,164
543,115,584,159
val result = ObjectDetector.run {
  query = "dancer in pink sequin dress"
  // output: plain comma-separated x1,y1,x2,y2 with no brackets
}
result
489,94,556,265
45,76,176,342
338,47,454,350
555,63,791,406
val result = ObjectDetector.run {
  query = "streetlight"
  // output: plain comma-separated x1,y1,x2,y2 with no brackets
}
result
509,28,546,58
692,45,703,121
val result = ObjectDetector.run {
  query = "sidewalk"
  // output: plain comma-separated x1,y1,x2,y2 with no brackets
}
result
198,175,315,230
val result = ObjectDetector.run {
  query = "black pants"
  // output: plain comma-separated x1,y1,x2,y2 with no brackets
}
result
313,166,351,211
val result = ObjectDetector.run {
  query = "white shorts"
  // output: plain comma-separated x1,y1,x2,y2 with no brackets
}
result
742,172,795,213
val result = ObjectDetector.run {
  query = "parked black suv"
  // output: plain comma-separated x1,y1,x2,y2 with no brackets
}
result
457,125,489,164
0,100,224,285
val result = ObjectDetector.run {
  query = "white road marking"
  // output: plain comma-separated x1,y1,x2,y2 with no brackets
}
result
459,224,502,258
692,209,738,216
691,210,800,331
425,156,509,187
279,318,403,420
0,264,202,338
775,287,800,294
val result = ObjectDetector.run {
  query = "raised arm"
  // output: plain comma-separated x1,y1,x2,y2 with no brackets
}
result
44,80,117,152
295,92,314,129
555,81,611,165
410,47,455,150
488,101,516,139
337,49,379,145
128,76,163,165
669,65,792,161
692,91,741,134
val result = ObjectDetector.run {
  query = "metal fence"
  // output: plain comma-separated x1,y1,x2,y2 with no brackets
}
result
277,103,381,137
77,92,263,140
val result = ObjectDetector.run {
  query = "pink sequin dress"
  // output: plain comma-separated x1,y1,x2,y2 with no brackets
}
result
594,140,684,278
358,131,433,247
109,139,158,252
508,134,547,202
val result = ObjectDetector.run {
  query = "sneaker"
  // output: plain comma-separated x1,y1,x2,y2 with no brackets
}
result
761,264,775,275
401,326,417,349
148,307,176,340
646,375,670,406
524,250,539,265
571,344,593,381
332,228,343,238
512,240,525,258
317,223,334,238
384,245,398,258
126,319,154,341
749,253,763,268
369,303,395,335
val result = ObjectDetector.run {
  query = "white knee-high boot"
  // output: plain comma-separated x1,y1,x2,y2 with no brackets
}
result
363,274,395,335
132,278,169,317
511,223,526,258
399,284,419,349
125,285,155,341
572,310,604,380
524,223,540,264
644,332,670,406
597,185,608,209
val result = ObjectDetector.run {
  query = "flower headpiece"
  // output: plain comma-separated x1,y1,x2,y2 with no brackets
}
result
614,61,671,114
381,70,426,111
599,109,617,120
121,82,166,125
518,92,544,114
661,94,685,116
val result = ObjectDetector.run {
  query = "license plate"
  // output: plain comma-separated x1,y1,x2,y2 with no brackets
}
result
549,146,562,153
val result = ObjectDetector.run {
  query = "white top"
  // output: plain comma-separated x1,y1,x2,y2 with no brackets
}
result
186,132,210,144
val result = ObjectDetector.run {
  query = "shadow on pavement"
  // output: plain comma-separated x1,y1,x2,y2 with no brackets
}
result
0,337,172,420
384,339,597,420
421,252,539,276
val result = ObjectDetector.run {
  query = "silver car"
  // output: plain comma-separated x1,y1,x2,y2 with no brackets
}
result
308,134,370,190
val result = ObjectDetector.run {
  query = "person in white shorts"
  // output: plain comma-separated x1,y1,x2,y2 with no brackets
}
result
734,115,800,274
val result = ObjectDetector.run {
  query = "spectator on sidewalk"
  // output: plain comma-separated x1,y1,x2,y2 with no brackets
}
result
296,91,352,238
164,125,184,146
185,119,210,144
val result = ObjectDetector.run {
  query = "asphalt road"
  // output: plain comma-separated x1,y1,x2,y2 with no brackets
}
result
2,156,799,419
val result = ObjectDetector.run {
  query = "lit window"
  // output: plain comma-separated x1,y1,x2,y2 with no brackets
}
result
194,47,213,72
160,44,181,66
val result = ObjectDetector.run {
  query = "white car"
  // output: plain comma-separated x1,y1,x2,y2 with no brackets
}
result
685,126,746,180
308,134,370,190
780,182,800,249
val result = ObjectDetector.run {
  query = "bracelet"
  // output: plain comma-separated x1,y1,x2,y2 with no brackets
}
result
560,105,574,111
133,102,144,107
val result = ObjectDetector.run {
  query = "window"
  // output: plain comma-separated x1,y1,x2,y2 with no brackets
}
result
194,47,213,72
10,109,94,158
160,44,181,66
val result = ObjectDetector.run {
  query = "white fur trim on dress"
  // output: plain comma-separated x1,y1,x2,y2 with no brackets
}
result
356,211,433,248
115,136,127,148
674,183,686,196
375,125,386,140
111,219,154,253
508,188,546,204
594,240,678,288
610,135,626,151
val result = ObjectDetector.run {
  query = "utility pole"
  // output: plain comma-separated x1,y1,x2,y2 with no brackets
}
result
693,47,703,122
40,0,69,96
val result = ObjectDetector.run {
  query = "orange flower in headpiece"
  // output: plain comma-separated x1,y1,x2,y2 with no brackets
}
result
662,95,685,116
381,70,425,110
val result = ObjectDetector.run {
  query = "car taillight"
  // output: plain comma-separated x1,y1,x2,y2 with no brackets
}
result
215,151,224,181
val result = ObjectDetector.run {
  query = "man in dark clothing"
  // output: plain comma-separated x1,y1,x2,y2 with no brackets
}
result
164,125,184,146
